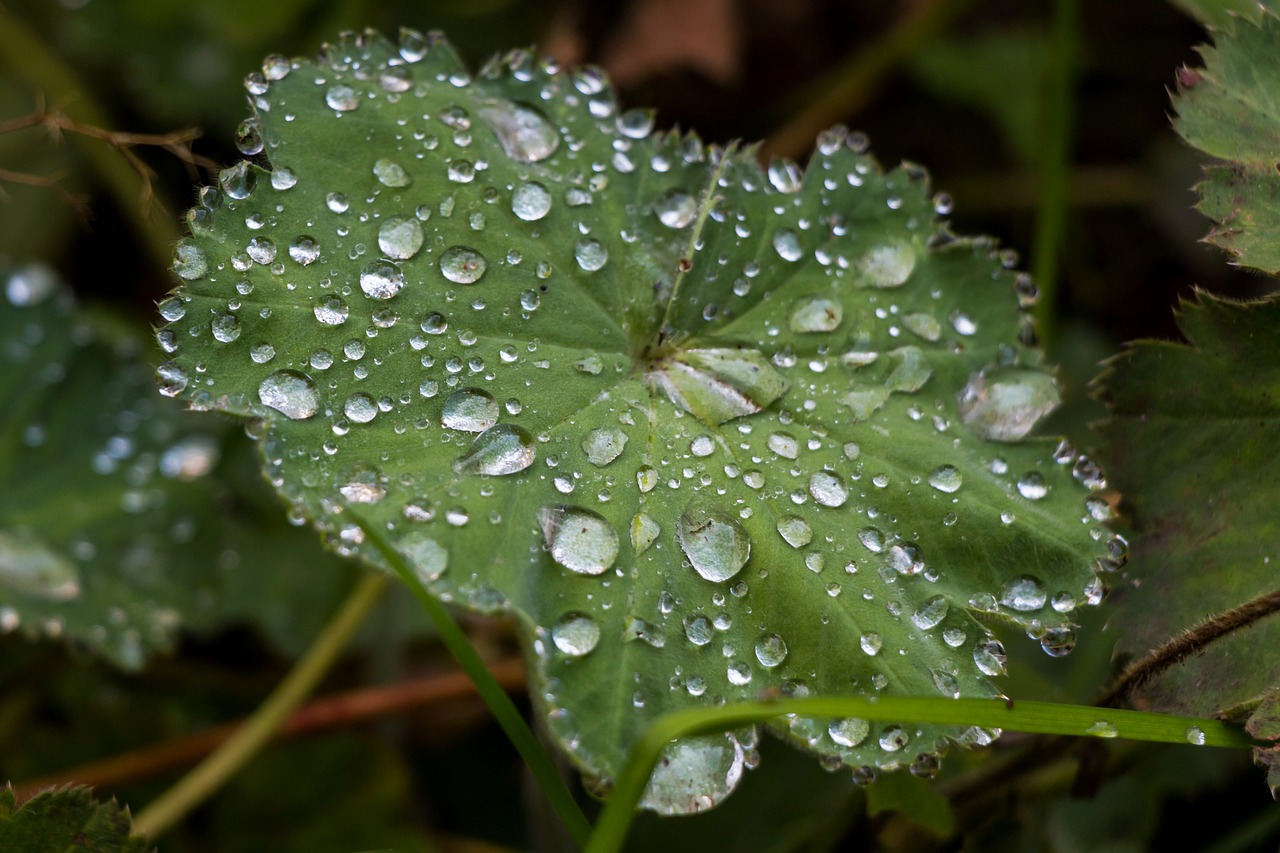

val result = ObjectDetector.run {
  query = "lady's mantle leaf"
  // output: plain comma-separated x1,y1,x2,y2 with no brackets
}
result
1174,10,1280,274
0,264,355,668
155,30,1106,809
1098,294,1280,717
0,785,151,853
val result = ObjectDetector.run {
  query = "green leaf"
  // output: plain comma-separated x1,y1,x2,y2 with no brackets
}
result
0,785,152,853
866,771,954,838
1171,0,1277,29
156,30,1107,807
0,264,356,668
1173,10,1280,275
1097,293,1280,716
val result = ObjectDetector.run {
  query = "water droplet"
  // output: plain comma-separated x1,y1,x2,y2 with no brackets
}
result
828,718,869,747
344,393,378,424
690,435,715,457
441,388,498,432
808,472,848,507
878,727,909,752
754,633,788,668
654,189,697,228
512,181,552,221
258,370,318,419
999,575,1046,611
172,239,207,280
1086,721,1119,738
400,532,448,582
857,243,915,287
5,263,58,306
477,100,560,162
776,516,812,548
1185,726,1206,746
928,465,962,493
858,528,884,553
539,506,619,575
289,235,320,265
583,427,627,466
911,595,950,630
903,312,941,341
860,633,882,655
640,733,746,816
1016,472,1049,500
958,368,1059,442
378,217,425,260
552,612,601,656
617,108,655,139
677,502,751,583
772,229,802,262
887,542,924,575
326,192,350,213
211,312,241,343
360,260,405,299
1039,625,1076,657
326,83,360,111
789,296,842,333
885,346,932,392
219,161,256,199
767,159,803,193
767,432,799,459
632,513,660,554
440,246,487,283
338,464,386,503
574,238,608,271
156,362,189,397
973,638,1007,676
373,158,411,187
0,529,81,601
314,294,349,325
454,424,536,475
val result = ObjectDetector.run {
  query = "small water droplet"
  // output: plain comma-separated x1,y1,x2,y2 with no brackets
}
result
326,83,360,111
677,502,751,583
1185,726,1206,746
973,638,1007,676
378,217,425,260
172,239,208,280
654,189,697,228
373,158,411,187
857,243,915,287
754,633,788,668
314,294,349,325
767,159,803,193
344,393,378,424
631,513,661,554
999,575,1046,611
928,465,962,493
512,181,552,221
441,388,498,432
1016,472,1049,500
359,260,405,299
828,718,869,747
400,532,448,583
808,472,848,507
776,516,812,549
911,594,950,630
574,238,608,271
582,427,627,466
789,296,842,333
772,229,802,262
1086,720,1119,738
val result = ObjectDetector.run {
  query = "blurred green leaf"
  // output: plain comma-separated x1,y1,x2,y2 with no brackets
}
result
866,770,954,838
0,264,356,668
1098,293,1280,716
0,784,152,853
1174,10,1280,275
156,29,1106,808
1171,0,1276,28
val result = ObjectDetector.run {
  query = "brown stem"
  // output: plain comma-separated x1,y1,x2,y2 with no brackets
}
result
10,658,525,800
1096,588,1280,709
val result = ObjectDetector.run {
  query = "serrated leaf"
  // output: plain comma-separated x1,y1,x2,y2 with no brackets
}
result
156,30,1106,809
0,785,152,853
0,264,356,668
1098,293,1280,716
1174,10,1280,275
1171,0,1277,28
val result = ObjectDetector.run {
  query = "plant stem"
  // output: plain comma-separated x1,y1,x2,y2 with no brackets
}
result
130,572,388,839
1030,0,1079,350
350,513,593,851
0,8,179,271
12,658,526,799
1096,588,1280,709
761,0,968,162
585,697,1258,853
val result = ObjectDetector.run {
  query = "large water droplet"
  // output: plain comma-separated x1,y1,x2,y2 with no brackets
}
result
338,464,386,503
440,246,487,283
582,427,627,466
574,238,608,272
754,633,788,668
1016,472,1049,500
0,529,81,601
172,239,207,280
477,100,560,162
454,424,536,475
378,217,425,260
928,465,962,493
512,181,552,221
677,502,751,583
885,346,932,392
772,229,802,262
776,516,812,548
314,294,350,325
441,388,498,432
539,506,619,576
219,161,256,199
654,189,697,229
767,159,803,193
211,312,241,343
373,158,411,187
326,83,360,111
809,472,848,507
999,575,1046,611
400,532,448,582
631,513,660,554
789,296,842,333
828,718,869,748
552,611,601,656
857,243,916,287
911,594,950,630
359,260,404,300
958,368,1059,442
640,732,746,815
973,638,1007,676
258,370,319,419
344,393,378,424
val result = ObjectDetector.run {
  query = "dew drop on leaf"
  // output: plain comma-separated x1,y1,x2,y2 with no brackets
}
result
582,427,627,466
808,472,848,507
828,718,869,748
258,370,319,419
400,532,448,582
172,239,208,280
640,733,746,816
999,575,1046,611
552,611,601,656
359,260,405,299
654,189,697,229
911,594,949,630
373,158,411,187
789,296,843,333
958,368,1059,442
677,502,751,583
539,506,619,576
476,100,560,163
776,516,813,548
857,243,915,287
441,388,498,432
454,423,537,476
754,633,788,668
439,246,488,283
512,181,552,221
377,217,425,259
313,293,350,325
928,465,963,493
772,229,802,262
326,83,360,111
574,238,608,271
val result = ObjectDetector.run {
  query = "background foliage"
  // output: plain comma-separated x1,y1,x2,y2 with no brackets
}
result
1,0,1278,851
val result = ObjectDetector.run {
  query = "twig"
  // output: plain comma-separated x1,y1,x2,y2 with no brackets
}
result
9,658,526,801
